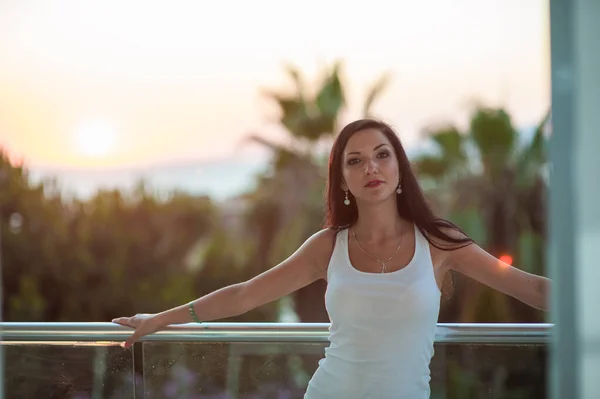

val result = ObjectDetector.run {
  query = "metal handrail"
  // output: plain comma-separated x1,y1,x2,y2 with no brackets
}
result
0,322,552,344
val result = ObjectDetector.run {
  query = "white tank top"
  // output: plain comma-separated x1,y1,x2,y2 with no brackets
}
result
304,224,441,399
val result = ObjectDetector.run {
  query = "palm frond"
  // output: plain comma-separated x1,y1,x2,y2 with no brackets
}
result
515,111,550,186
315,63,345,121
363,72,392,117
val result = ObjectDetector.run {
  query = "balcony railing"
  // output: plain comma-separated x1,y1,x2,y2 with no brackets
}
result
1,322,552,398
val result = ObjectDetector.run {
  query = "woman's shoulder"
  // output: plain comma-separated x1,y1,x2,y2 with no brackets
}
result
303,228,343,276
423,219,473,268
428,220,470,244
306,228,340,255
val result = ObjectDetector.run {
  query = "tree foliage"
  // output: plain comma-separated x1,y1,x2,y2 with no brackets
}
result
1,65,549,327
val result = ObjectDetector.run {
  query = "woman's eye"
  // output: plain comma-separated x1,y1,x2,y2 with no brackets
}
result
377,151,390,159
347,158,360,165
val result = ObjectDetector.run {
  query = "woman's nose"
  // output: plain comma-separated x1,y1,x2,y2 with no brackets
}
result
364,159,378,174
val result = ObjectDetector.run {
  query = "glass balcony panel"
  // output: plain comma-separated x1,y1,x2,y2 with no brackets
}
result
1,323,550,398
141,341,325,398
2,342,134,398
141,342,547,399
430,344,547,399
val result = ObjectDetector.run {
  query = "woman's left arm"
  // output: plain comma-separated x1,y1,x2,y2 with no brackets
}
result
446,244,551,311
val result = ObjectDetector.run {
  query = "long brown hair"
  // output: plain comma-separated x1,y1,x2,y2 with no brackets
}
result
324,119,473,251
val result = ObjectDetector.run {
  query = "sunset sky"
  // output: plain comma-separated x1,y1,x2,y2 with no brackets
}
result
0,0,550,171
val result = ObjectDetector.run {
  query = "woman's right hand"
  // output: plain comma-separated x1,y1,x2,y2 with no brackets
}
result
112,313,162,349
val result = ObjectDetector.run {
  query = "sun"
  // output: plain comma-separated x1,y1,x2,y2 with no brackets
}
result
74,120,117,157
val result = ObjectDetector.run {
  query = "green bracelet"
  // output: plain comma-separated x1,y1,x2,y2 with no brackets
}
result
188,302,202,323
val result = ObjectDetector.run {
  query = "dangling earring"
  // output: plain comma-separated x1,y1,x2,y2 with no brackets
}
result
344,190,350,205
396,176,403,194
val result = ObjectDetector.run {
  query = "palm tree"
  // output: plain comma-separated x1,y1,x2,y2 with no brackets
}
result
414,107,550,322
244,61,391,322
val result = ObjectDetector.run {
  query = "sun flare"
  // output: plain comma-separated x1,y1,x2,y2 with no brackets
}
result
74,120,117,157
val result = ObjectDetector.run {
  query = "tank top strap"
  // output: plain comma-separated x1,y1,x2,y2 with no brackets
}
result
326,228,349,281
413,224,426,256
412,224,435,277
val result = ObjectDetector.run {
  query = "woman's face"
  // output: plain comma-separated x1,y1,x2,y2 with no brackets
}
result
341,128,400,206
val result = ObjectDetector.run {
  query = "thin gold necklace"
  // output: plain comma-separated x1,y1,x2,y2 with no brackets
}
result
351,226,404,273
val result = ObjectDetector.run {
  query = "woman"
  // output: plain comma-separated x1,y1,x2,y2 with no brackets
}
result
113,119,550,398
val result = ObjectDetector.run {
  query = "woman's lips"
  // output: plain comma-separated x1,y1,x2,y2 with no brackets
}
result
364,180,384,188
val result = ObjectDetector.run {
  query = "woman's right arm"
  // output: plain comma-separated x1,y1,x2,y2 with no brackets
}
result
112,228,335,347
